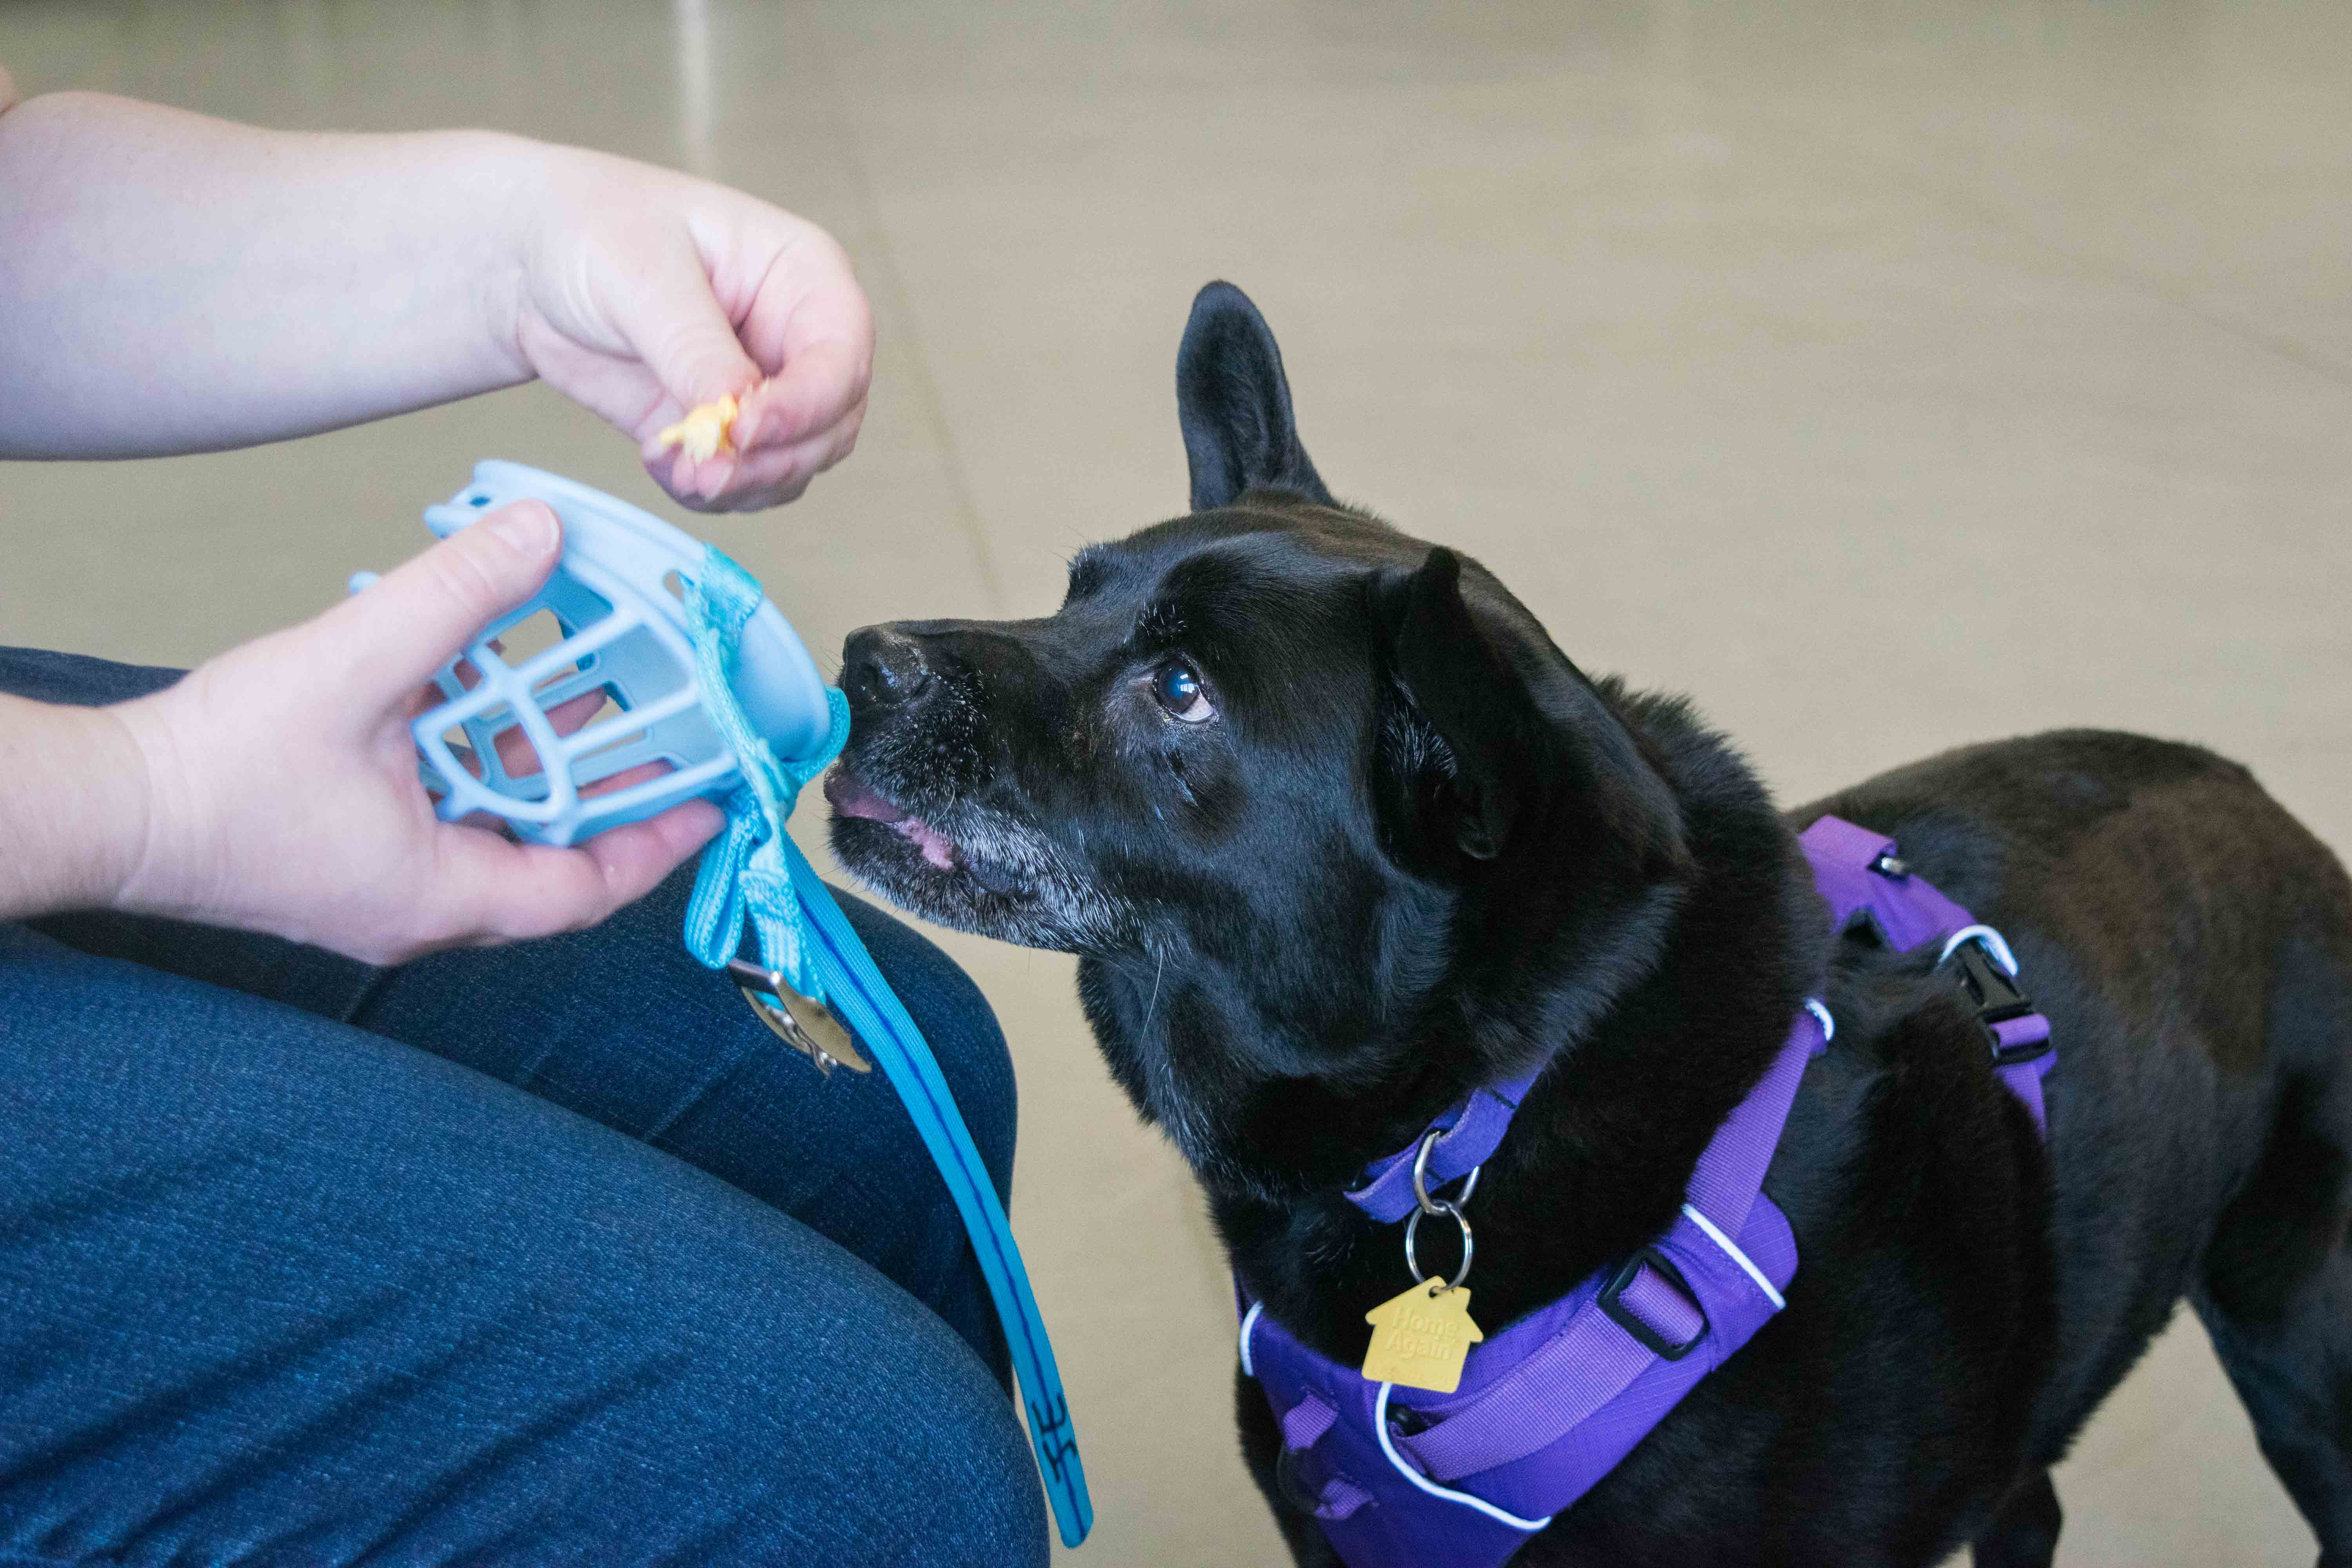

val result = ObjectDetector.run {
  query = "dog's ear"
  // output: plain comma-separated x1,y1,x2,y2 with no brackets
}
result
1371,547,1688,875
1176,281,1334,513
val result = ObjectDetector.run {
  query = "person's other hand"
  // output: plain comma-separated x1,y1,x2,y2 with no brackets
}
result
507,146,875,514
108,502,722,964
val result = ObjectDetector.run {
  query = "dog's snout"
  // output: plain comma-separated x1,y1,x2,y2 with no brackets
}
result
844,626,935,710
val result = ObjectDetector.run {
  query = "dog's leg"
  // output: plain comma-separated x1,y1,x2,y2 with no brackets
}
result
1970,1471,2061,1568
2196,1263,2352,1567
2193,926,2352,1566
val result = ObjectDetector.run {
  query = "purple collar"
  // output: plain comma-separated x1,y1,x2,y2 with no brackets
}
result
1241,816,2057,1568
1344,1068,1543,1225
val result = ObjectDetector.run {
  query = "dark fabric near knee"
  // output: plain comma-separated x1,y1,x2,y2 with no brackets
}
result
11,648,1023,1381
0,645,183,707
0,926,1046,1566
362,874,1020,1384
38,879,1020,1383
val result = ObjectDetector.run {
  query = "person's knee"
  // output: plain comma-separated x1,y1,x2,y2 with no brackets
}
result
752,1336,1050,1567
886,1377,1053,1568
581,1235,1051,1567
0,887,1046,1567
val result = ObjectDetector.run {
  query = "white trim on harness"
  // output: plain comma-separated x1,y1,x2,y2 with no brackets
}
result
1938,923,2018,978
1373,1382,1555,1532
1680,1203,1787,1312
1805,999,1835,1042
1240,1301,1264,1377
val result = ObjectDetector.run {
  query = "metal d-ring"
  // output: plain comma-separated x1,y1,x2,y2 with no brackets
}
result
1405,1128,1479,1289
1410,1128,1483,1216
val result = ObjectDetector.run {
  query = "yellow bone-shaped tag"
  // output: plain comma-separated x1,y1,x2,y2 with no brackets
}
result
1362,1279,1484,1394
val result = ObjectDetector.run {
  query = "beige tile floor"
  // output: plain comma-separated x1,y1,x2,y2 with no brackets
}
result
4,2,2349,1563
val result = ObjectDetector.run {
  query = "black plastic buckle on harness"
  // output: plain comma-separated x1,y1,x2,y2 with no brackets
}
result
1598,1247,1708,1362
1945,940,2052,1068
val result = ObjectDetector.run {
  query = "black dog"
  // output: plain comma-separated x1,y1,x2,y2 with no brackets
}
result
824,281,2352,1567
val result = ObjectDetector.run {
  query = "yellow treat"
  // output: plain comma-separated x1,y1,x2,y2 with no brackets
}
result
655,393,739,463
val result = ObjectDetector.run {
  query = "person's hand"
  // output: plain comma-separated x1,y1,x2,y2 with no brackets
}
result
506,145,875,514
106,502,722,964
0,94,871,490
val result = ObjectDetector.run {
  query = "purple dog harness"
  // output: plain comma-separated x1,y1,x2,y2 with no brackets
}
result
1238,815,2056,1568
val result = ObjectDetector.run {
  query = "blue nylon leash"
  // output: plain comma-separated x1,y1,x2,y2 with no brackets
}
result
678,546,1094,1548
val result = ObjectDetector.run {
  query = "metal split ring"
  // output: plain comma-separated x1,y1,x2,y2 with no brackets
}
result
1405,1201,1475,1289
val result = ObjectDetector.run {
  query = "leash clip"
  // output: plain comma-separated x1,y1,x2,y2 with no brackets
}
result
729,958,873,1075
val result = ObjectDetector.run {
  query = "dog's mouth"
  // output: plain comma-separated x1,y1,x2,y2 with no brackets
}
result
824,766,963,873
824,751,1134,953
824,763,1033,900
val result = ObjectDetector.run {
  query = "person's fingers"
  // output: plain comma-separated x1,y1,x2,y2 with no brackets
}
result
679,411,866,512
650,443,731,505
604,232,763,417
637,221,871,510
484,723,544,782
526,331,671,436
661,404,864,511
730,221,873,418
578,797,724,906
542,685,606,733
653,356,866,507
486,684,609,778
576,758,674,800
333,502,562,701
735,334,871,454
436,796,722,946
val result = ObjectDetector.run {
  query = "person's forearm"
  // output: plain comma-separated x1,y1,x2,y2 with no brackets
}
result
0,694,149,922
0,92,546,457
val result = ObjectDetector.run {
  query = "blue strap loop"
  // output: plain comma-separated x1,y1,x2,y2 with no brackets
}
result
680,550,849,997
678,545,1093,1548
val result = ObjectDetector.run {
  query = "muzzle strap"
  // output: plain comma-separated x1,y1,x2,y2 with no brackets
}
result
678,547,847,993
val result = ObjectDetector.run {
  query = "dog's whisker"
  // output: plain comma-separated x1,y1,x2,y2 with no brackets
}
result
1141,949,1167,1039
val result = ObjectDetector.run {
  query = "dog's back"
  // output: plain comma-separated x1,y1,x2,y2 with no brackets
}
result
1798,730,2352,1556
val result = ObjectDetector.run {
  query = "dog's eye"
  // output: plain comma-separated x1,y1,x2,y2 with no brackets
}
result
1152,660,1215,724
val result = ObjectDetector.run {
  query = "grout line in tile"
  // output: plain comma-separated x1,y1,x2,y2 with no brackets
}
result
1743,98,2352,401
1904,176,2352,399
797,13,1008,615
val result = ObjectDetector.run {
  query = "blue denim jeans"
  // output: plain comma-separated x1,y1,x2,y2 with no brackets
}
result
0,650,1049,1567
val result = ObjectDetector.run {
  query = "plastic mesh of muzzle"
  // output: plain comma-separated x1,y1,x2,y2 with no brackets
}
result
414,546,737,848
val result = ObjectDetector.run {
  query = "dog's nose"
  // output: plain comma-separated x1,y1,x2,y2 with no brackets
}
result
843,626,934,710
